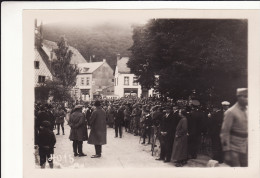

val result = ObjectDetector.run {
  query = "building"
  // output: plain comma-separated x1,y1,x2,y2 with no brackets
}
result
114,55,142,97
34,21,53,87
73,59,114,101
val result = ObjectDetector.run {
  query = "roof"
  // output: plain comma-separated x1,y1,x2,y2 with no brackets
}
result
77,62,104,74
35,47,53,75
42,40,86,64
117,57,131,74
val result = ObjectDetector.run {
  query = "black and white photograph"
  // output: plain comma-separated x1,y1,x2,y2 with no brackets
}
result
2,2,260,178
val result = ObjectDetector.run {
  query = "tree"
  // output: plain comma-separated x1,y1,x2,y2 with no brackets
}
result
51,36,79,101
128,19,247,104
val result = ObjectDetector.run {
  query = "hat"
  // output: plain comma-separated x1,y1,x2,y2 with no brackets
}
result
94,100,101,107
221,101,230,106
41,120,51,128
236,88,248,96
74,105,84,109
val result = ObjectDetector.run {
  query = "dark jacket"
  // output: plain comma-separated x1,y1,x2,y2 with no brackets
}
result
88,106,107,145
208,110,224,136
38,128,56,154
152,111,163,127
114,109,124,124
160,113,175,140
55,109,66,124
69,110,88,141
188,109,203,136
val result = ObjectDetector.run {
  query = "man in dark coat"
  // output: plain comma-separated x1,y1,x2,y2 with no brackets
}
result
208,101,230,163
188,105,204,159
36,105,53,131
38,120,56,168
69,105,88,157
156,106,176,162
114,106,124,138
55,106,66,135
88,101,107,158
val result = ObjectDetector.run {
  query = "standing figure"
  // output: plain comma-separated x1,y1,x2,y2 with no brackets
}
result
69,105,88,157
114,106,124,138
124,106,131,132
208,101,230,163
171,109,188,167
132,104,142,136
188,105,203,159
220,88,248,167
88,101,107,158
106,105,115,128
156,106,175,162
55,106,66,135
141,107,152,144
38,121,56,168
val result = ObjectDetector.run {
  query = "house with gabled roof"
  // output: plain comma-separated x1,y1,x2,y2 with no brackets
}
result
72,59,115,101
114,55,142,98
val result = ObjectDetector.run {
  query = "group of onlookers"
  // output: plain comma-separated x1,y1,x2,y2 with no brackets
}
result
34,87,248,168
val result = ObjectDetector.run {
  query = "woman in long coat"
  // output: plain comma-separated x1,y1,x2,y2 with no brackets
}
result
171,109,188,167
69,105,88,157
88,101,107,158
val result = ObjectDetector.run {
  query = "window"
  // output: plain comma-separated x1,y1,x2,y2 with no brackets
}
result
86,77,90,85
81,78,84,86
114,78,116,86
124,76,129,85
133,77,138,86
117,78,118,86
38,75,45,83
112,79,114,82
34,61,39,69
83,67,89,72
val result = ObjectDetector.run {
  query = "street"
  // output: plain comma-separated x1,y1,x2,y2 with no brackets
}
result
37,123,210,168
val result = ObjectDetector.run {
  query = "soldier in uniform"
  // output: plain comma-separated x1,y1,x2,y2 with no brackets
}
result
131,104,142,136
141,106,152,144
220,88,248,167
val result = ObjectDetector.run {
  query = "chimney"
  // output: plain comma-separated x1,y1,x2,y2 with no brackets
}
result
103,59,106,62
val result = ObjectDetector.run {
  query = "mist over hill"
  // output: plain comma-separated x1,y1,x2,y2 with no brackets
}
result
42,22,134,70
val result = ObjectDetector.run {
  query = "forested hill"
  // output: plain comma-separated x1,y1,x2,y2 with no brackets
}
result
42,22,133,70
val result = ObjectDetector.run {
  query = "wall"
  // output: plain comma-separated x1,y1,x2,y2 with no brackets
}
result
92,62,114,97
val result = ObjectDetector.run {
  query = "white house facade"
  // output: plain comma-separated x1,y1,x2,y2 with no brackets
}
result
114,57,142,97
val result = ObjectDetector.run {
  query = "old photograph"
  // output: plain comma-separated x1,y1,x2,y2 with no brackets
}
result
19,7,260,178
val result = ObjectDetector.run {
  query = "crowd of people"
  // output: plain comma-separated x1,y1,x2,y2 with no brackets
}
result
34,88,248,168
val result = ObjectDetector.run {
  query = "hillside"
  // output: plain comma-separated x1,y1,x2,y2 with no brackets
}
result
42,22,133,70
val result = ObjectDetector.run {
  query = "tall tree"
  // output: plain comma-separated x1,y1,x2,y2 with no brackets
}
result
51,36,79,101
128,19,247,104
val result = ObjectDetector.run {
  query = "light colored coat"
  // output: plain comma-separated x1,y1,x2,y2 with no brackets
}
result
220,103,248,154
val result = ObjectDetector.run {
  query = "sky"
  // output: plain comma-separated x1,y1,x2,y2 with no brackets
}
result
34,10,154,27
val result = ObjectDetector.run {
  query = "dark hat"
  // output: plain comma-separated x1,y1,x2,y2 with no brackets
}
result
41,120,51,128
94,100,101,107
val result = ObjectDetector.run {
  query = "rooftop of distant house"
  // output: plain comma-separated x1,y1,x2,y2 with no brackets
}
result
77,61,107,74
42,40,87,64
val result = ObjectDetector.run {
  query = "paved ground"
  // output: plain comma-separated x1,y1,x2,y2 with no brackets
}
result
35,123,211,168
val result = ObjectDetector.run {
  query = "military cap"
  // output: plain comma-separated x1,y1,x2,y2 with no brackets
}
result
236,88,247,96
74,105,84,109
221,101,230,106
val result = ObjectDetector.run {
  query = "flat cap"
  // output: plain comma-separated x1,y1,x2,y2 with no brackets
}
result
236,88,248,96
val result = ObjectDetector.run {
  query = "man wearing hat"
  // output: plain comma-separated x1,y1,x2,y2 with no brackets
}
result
208,101,230,163
38,121,56,168
88,101,107,158
69,105,88,157
220,88,248,167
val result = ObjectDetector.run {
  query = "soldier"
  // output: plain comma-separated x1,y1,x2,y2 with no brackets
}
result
208,101,230,163
55,106,66,135
131,104,142,136
220,88,248,167
141,106,152,144
114,105,124,138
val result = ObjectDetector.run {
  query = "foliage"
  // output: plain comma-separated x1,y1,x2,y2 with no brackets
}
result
43,23,133,70
35,84,50,102
52,36,79,88
128,19,247,104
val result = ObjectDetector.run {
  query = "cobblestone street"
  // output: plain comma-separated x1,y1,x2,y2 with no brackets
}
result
37,123,211,168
